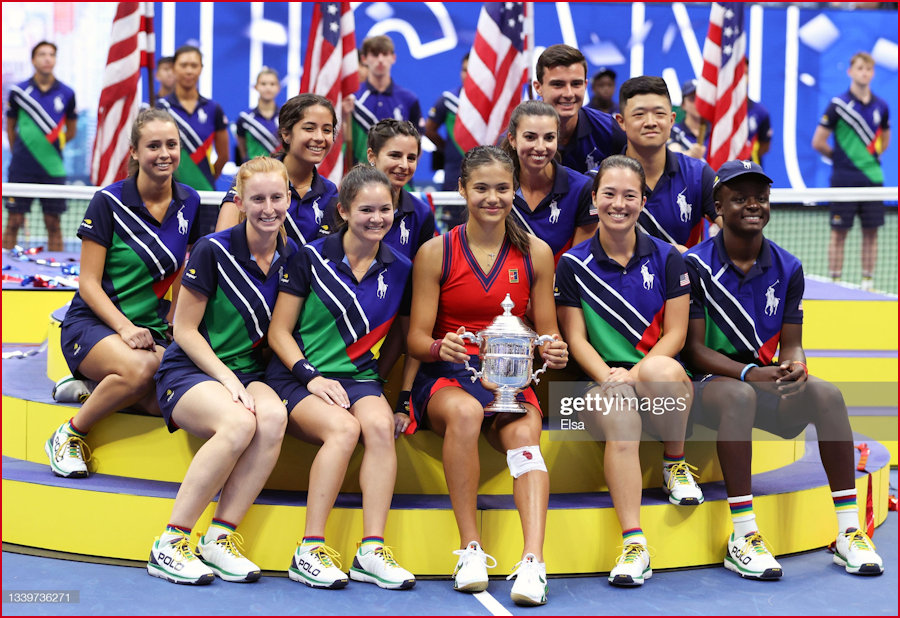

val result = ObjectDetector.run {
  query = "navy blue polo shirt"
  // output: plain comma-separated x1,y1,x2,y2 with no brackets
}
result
280,230,412,381
351,80,423,164
557,106,627,174
236,106,280,159
636,149,716,247
66,178,200,339
819,89,890,186
168,222,297,373
7,77,77,179
555,230,690,365
157,93,228,191
221,162,338,245
382,190,436,261
427,87,464,190
685,233,804,366
511,162,595,263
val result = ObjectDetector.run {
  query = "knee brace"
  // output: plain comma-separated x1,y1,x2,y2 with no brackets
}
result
506,445,546,478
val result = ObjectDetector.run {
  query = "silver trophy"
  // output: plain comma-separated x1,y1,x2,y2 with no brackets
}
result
460,294,556,414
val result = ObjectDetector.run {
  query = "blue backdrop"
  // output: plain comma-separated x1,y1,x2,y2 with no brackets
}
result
10,3,896,193
154,2,892,191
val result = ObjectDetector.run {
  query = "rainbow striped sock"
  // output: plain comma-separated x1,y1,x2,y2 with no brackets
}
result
66,418,87,437
663,452,685,466
161,524,191,543
359,536,385,555
204,518,236,542
622,528,647,546
300,536,326,551
727,494,757,538
832,489,859,532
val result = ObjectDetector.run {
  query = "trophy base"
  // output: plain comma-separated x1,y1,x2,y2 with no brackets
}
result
484,390,528,414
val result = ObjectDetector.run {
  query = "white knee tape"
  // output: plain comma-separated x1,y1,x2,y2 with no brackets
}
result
506,445,546,478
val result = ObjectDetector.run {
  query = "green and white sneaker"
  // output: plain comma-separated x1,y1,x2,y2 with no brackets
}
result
724,532,783,580
349,545,415,590
196,531,261,582
833,528,883,575
507,553,547,606
147,534,214,585
288,544,348,589
45,422,91,478
608,543,652,586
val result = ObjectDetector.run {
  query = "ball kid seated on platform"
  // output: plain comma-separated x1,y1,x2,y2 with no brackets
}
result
680,159,884,580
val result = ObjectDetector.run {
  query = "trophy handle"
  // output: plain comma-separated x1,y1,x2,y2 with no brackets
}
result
531,335,557,385
460,331,482,383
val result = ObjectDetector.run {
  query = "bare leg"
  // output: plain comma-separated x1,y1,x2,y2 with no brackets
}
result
486,404,547,561
861,227,878,279
288,397,360,538
166,381,258,529
71,336,164,432
353,395,397,537
828,227,849,279
427,388,485,548
43,213,63,252
3,212,24,249
213,383,287,525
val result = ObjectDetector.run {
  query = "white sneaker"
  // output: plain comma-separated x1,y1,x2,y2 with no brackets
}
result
507,553,547,606
833,528,883,575
608,543,652,586
196,531,261,582
452,541,497,593
860,278,875,292
147,534,215,585
288,544,348,589
349,545,416,589
662,461,704,506
51,374,93,403
45,422,91,478
724,532,783,580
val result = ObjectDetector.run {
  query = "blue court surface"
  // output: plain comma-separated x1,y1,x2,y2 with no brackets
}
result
2,475,897,617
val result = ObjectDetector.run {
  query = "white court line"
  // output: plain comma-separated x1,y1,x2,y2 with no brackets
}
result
473,590,513,616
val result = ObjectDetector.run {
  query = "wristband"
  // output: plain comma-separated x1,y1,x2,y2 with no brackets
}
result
739,363,758,382
791,361,809,376
394,390,412,415
292,359,322,386
429,339,443,362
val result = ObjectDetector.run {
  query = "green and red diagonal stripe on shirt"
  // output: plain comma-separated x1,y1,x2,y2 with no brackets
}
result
15,110,65,177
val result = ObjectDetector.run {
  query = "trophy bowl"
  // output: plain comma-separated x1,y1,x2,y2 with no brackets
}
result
460,294,555,413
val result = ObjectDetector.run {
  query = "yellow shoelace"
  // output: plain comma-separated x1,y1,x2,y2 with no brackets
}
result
616,544,648,565
306,544,342,570
170,536,197,560
666,461,699,488
844,529,876,551
739,532,774,556
55,435,92,464
214,532,248,557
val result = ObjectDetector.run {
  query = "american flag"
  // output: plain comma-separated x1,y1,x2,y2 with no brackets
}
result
455,2,530,152
695,2,751,172
91,2,155,186
300,2,358,185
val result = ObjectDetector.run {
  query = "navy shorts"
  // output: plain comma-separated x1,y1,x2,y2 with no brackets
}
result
690,373,808,440
829,201,885,229
409,358,541,433
4,174,67,214
155,357,263,433
265,356,385,413
60,307,168,379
